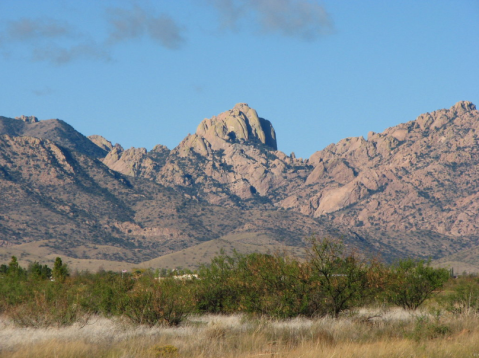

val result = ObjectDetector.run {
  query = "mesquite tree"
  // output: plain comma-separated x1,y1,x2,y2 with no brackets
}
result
386,258,449,310
307,238,384,318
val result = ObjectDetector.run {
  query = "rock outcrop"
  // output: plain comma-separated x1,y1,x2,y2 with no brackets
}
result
100,101,479,260
176,103,277,157
15,115,39,123
196,103,277,151
103,104,289,204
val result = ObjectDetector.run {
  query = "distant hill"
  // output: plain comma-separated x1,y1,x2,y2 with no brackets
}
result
0,115,107,158
1,101,479,271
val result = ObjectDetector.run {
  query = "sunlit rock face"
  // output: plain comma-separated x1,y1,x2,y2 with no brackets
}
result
195,103,277,151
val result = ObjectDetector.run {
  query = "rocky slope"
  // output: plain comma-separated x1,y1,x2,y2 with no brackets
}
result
102,103,309,207
0,115,107,158
102,101,479,261
1,101,479,269
0,117,368,267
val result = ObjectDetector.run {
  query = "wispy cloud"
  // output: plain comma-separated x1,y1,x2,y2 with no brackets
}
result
7,18,73,41
207,0,247,31
0,0,331,66
106,5,186,50
0,17,109,65
0,4,185,66
206,0,334,41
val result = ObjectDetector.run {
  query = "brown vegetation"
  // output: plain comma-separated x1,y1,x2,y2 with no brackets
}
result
2,312,479,357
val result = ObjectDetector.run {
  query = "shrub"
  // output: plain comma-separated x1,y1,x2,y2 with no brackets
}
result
196,252,243,314
122,278,195,326
7,281,85,327
233,252,311,318
76,271,135,316
197,251,311,318
307,237,385,318
386,258,449,310
406,314,451,341
27,261,52,280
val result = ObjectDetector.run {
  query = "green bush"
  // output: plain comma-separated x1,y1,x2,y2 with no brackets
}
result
197,251,311,318
52,257,69,283
122,278,195,326
6,280,85,327
386,259,449,310
27,261,52,280
406,314,451,341
76,271,134,316
232,252,311,318
0,244,460,326
196,252,243,314
307,238,385,318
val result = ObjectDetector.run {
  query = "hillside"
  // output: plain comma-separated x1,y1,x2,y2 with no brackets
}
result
0,126,365,268
1,101,479,270
0,115,107,158
102,101,479,263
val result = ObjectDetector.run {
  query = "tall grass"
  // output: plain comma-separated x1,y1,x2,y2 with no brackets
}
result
1,310,479,357
1,246,476,357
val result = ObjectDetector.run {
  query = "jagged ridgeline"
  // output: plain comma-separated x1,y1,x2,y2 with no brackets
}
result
1,101,479,271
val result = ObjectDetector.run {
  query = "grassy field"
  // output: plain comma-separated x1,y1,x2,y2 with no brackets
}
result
1,309,479,358
1,241,477,357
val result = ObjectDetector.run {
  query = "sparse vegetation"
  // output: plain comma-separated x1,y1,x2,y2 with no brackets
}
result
0,240,473,356
1,311,479,357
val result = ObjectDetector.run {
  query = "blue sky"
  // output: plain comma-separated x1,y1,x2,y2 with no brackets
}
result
0,0,478,159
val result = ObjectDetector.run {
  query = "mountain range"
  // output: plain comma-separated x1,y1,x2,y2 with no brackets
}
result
1,101,478,272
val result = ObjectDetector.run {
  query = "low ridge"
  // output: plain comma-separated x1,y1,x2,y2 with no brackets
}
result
0,115,108,158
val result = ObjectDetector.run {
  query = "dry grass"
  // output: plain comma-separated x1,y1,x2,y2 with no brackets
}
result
2,309,479,357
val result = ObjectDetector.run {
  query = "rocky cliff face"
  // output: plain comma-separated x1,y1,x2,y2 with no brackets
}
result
274,101,479,257
192,103,277,152
102,104,304,205
300,101,479,230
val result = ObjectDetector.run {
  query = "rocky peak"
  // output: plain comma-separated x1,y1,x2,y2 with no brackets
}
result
151,144,170,153
15,115,38,123
452,100,476,115
194,103,277,152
